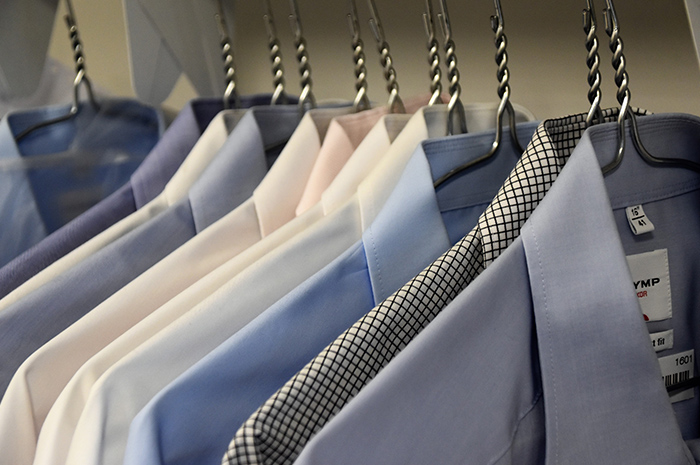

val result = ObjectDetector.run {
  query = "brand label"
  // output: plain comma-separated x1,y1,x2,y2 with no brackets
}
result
659,350,695,403
625,205,655,236
626,249,671,322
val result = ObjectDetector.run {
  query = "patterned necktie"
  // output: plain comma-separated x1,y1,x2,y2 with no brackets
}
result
222,109,644,465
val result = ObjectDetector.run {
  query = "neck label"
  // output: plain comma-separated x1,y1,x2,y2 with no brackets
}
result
626,204,655,236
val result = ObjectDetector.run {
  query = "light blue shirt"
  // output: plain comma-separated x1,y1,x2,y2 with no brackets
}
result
0,106,302,398
122,121,541,465
0,95,281,300
0,99,164,267
292,114,700,465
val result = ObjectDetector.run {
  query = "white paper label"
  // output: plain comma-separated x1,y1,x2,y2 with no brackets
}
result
650,330,674,352
626,249,672,322
659,349,695,403
626,205,655,236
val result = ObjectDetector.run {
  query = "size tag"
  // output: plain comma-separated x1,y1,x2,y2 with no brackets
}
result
659,349,695,403
626,249,672,322
650,330,674,352
626,205,655,236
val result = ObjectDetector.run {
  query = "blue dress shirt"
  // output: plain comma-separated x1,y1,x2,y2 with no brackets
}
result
0,105,302,398
291,114,700,465
0,95,275,300
122,121,541,465
0,99,164,268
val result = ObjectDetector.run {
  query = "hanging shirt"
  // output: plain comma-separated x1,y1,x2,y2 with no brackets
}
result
0,98,165,267
0,106,232,316
63,103,535,465
17,103,359,465
0,95,274,299
123,120,540,465
0,107,260,402
222,108,651,465
287,112,700,465
15,94,434,465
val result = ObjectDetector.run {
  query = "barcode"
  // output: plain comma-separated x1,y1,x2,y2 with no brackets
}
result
664,370,691,388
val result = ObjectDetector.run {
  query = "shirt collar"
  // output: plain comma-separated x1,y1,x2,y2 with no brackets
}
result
132,96,290,207
0,99,163,178
294,96,434,216
356,101,539,231
162,110,236,203
364,120,541,303
132,98,215,207
188,106,301,231
0,113,49,245
2,103,100,159
253,105,353,236
521,113,700,464
320,113,412,214
355,107,441,227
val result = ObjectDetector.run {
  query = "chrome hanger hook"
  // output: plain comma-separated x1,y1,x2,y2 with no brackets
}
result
64,0,97,115
215,0,240,110
15,0,98,141
600,0,700,175
288,0,316,111
583,0,603,127
263,0,289,106
490,0,522,153
437,0,467,135
433,0,522,189
348,0,371,112
422,0,442,106
601,0,630,174
367,0,405,113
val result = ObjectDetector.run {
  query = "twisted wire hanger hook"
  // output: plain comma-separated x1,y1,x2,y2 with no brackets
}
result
422,0,442,106
367,0,405,114
215,0,240,110
601,0,631,174
64,0,97,115
600,0,700,175
16,0,98,142
348,0,371,112
288,0,316,112
433,0,523,189
489,0,523,152
263,0,289,105
582,0,603,127
437,0,467,135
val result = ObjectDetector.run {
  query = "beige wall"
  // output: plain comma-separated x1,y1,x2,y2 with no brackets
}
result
48,0,700,120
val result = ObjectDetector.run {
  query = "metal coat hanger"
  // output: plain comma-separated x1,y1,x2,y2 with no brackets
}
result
367,0,405,114
288,0,317,112
437,0,467,135
263,0,289,105
433,0,523,189
16,0,99,142
600,0,700,175
583,0,604,127
347,0,371,113
422,0,443,106
215,0,240,110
